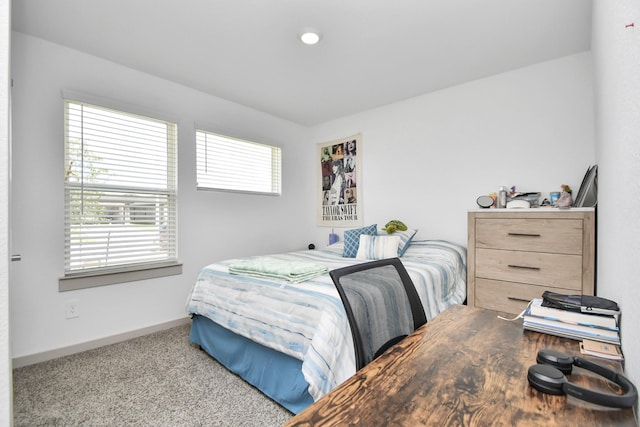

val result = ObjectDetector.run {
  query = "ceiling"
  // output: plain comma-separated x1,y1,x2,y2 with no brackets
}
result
11,0,592,126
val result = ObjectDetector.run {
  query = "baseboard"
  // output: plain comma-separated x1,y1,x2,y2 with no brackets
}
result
12,316,192,369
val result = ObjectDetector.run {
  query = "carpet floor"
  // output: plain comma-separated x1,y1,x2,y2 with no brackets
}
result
12,323,293,426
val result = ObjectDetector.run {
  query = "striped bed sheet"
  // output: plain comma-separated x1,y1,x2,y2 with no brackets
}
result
186,240,466,402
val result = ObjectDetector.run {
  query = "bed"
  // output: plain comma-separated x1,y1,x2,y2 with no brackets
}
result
186,234,466,414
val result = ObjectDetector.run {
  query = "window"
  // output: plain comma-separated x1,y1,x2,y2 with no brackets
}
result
62,100,179,288
196,130,281,195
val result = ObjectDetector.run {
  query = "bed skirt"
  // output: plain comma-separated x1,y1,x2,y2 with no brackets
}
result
189,314,315,414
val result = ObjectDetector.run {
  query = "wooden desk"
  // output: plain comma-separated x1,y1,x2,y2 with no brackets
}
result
285,305,637,426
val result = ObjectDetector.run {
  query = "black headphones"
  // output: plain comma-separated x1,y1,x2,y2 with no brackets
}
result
527,349,638,408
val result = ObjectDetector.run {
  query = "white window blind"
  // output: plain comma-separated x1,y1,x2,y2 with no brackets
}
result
64,100,178,275
196,130,281,194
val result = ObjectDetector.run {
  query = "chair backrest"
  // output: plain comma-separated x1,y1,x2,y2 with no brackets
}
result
329,257,427,371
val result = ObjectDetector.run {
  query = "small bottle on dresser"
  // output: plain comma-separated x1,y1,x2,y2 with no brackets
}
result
498,186,507,208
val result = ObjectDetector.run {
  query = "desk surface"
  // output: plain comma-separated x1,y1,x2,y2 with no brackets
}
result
285,304,637,426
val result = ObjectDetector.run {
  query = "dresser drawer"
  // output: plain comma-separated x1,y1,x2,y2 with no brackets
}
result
475,248,582,289
475,218,583,254
475,279,578,315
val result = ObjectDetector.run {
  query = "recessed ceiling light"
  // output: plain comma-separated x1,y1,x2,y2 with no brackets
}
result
299,30,321,45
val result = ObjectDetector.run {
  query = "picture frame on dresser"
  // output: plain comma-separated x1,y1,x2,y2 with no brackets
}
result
467,208,596,315
573,164,598,208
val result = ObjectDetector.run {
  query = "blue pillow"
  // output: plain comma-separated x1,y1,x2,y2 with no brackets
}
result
342,224,377,258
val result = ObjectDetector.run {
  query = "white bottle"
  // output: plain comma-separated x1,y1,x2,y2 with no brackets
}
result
498,186,507,209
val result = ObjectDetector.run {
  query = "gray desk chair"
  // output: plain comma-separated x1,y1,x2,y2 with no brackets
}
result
329,258,427,371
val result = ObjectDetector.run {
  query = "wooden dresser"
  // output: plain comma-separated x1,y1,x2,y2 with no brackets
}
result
467,208,595,315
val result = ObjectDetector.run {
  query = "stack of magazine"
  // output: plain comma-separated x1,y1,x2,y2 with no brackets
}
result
523,298,620,345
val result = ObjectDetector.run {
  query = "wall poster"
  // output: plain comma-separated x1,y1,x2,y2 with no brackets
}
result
317,133,363,227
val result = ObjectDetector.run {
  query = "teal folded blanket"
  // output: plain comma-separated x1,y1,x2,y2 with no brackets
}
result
229,257,329,283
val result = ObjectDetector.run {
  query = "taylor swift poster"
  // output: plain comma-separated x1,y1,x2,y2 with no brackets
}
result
317,133,363,227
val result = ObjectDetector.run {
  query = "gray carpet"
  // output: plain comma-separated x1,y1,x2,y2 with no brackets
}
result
13,323,294,426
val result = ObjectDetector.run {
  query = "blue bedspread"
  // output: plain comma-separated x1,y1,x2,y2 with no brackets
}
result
186,240,466,402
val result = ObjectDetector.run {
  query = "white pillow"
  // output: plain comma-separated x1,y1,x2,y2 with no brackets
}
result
356,235,401,260
378,228,417,256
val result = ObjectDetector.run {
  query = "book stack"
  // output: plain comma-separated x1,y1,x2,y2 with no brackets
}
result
523,298,620,345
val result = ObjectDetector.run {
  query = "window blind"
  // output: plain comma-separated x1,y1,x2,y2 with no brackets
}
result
196,130,281,194
64,100,178,275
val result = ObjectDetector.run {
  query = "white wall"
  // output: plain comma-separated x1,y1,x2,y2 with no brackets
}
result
310,53,596,247
592,0,640,391
1,0,11,424
9,32,314,360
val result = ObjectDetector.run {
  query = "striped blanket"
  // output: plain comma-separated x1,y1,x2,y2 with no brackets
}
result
186,240,466,402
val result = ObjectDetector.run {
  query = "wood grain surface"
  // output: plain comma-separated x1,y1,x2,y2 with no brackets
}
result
285,304,637,426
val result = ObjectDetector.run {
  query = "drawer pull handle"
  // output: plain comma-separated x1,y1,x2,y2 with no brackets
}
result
507,264,541,271
507,296,531,303
508,232,541,237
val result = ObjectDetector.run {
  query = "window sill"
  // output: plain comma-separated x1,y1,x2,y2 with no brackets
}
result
59,262,183,292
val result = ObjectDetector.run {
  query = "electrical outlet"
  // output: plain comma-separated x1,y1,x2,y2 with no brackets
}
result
65,299,80,319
